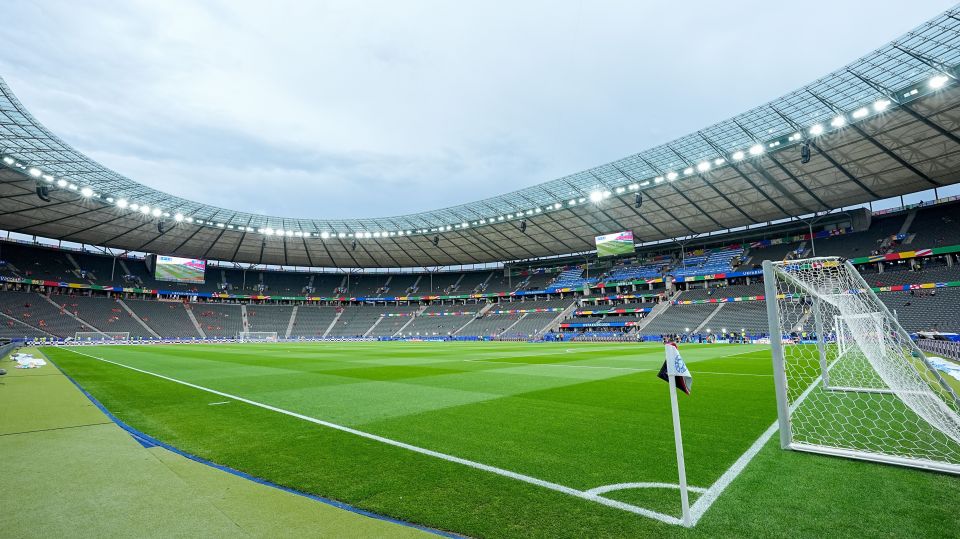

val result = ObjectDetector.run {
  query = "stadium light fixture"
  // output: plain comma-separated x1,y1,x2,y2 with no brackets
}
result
640,180,650,186
80,187,93,197
28,167,41,177
666,172,678,181
852,107,869,119
116,198,128,208
732,150,745,161
152,208,162,217
873,99,891,112
186,217,194,223
56,179,67,187
748,144,764,156
713,158,725,166
578,197,586,203
2,156,13,165
830,116,846,128
174,213,184,222
809,124,824,136
67,183,77,191
140,205,151,215
696,162,710,172
929,74,949,89
683,167,694,175
42,174,54,182
568,200,576,206
615,186,625,194
589,191,603,202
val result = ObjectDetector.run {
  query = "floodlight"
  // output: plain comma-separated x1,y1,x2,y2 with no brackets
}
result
116,198,128,208
28,167,41,177
589,191,603,202
696,162,710,172
830,116,846,128
873,99,890,112
852,107,869,119
666,172,678,181
174,213,184,222
2,156,13,165
713,158,725,166
80,187,93,197
929,74,949,89
56,179,68,187
809,124,824,136
732,150,745,161
748,144,764,155
140,205,150,215
152,208,162,217
683,167,694,175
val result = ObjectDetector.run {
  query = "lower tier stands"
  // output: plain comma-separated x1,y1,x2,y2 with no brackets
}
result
878,288,960,333
49,294,153,338
0,291,95,338
194,303,243,338
640,303,718,335
126,300,202,338
703,302,770,334
288,306,339,337
246,305,295,335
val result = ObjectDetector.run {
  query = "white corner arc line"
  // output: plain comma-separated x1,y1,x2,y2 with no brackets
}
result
60,348,684,527
585,482,708,496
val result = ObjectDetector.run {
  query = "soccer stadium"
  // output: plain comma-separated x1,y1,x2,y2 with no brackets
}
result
3,4,960,538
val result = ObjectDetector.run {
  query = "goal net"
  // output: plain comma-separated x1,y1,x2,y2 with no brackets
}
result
237,331,279,342
762,257,960,474
75,331,130,341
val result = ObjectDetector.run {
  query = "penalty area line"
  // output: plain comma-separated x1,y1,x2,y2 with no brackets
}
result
60,348,686,527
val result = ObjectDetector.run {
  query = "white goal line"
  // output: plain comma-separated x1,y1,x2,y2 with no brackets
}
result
59,347,772,527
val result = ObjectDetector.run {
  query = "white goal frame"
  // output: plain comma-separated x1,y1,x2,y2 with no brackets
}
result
75,331,130,341
237,331,279,342
763,257,960,475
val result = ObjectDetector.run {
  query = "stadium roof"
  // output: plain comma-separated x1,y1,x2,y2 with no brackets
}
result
2,8,960,269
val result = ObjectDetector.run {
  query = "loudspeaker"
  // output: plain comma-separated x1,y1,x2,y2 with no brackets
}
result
36,183,51,202
635,193,643,208
520,220,527,233
800,141,811,164
433,235,440,247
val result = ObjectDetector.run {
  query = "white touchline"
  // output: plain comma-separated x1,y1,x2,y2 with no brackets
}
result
687,374,824,525
60,348,687,526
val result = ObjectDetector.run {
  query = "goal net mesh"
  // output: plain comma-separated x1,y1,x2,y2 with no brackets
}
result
766,257,960,471
75,331,130,340
237,331,279,342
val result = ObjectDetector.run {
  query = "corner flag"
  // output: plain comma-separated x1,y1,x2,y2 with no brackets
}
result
658,341,693,395
659,341,694,526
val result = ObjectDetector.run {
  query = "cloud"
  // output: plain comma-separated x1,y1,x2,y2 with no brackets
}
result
1,0,955,218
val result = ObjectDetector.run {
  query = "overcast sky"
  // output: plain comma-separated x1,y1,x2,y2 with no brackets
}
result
1,1,955,219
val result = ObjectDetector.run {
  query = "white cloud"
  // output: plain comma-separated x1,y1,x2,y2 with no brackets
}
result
1,0,954,218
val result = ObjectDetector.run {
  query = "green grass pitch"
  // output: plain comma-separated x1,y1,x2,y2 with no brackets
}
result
44,342,959,538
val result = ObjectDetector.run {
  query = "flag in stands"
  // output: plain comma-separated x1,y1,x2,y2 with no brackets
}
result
658,342,693,395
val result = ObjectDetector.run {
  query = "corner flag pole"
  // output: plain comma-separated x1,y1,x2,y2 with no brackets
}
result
668,370,692,527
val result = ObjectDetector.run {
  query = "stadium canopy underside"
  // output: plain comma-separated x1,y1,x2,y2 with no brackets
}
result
1,8,960,269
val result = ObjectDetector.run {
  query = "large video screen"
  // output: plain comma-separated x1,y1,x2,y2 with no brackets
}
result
595,231,635,258
155,255,206,284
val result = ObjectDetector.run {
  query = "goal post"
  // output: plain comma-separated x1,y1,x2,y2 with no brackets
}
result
237,331,279,342
75,331,130,341
762,257,960,474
